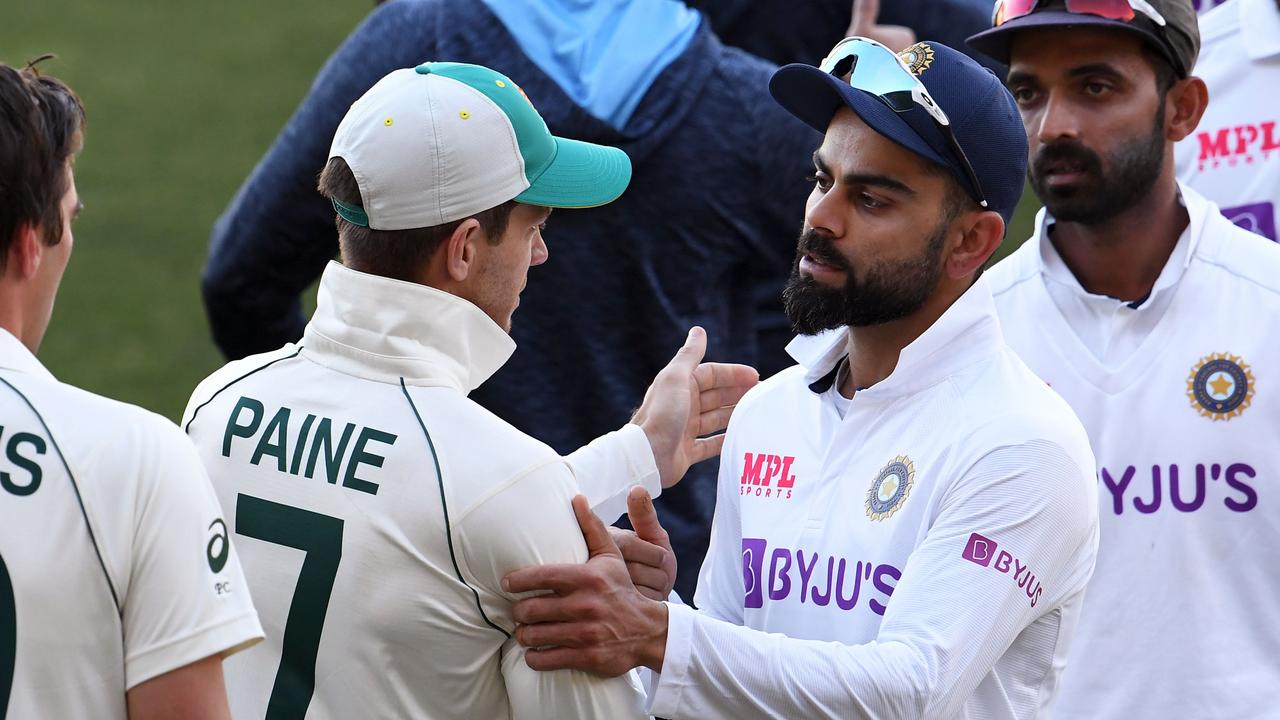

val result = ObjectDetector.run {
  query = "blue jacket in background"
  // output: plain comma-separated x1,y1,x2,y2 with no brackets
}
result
202,0,820,598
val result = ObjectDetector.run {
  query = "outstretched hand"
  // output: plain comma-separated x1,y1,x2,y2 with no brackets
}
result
505,496,669,676
632,326,759,488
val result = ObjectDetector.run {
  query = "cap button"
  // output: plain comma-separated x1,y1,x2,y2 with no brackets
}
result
414,62,433,75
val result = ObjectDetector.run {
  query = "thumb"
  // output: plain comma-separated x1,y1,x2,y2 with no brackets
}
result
850,0,880,35
626,486,668,546
572,495,622,559
665,326,708,375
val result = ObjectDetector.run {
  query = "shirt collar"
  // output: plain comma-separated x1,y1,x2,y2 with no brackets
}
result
0,327,54,380
1241,0,1280,61
1032,182,1208,304
785,276,1005,399
301,262,516,393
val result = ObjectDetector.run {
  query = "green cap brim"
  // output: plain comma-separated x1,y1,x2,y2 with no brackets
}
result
514,136,632,209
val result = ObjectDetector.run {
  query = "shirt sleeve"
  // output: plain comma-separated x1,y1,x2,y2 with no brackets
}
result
650,439,1099,719
563,423,660,524
121,416,264,689
453,459,650,718
690,429,746,625
201,1,442,359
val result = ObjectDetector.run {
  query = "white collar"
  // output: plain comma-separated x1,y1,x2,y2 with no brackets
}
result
0,327,54,380
1241,0,1280,61
301,261,516,393
785,276,1004,399
1031,182,1210,305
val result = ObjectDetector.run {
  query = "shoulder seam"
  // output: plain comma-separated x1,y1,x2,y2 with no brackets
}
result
398,378,510,640
184,347,304,434
0,376,123,618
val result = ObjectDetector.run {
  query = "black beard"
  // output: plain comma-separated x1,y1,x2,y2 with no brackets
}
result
1029,104,1167,225
782,222,947,335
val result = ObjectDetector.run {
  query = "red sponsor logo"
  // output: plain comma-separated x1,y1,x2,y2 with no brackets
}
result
740,452,796,500
1196,121,1280,170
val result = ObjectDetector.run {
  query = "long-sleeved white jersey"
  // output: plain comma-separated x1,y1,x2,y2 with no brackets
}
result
649,278,1099,719
989,184,1280,719
183,262,656,719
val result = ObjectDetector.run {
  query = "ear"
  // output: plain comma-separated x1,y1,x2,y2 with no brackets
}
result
945,210,1005,280
1165,76,1209,143
442,218,484,283
4,223,44,281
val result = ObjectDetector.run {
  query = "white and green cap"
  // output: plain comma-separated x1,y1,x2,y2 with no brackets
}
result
328,62,632,230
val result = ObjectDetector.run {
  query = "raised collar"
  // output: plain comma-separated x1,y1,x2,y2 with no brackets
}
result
785,276,1005,400
0,327,54,380
1031,182,1209,304
301,262,516,393
1240,0,1280,61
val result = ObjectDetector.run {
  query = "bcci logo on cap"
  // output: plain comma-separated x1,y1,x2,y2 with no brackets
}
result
896,43,935,77
1186,352,1255,421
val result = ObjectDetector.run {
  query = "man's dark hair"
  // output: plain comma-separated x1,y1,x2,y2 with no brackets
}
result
0,58,86,271
317,157,517,282
1143,45,1179,99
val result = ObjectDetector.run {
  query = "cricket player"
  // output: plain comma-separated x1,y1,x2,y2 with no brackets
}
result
0,63,262,718
968,1,1280,717
503,40,1099,719
182,62,757,719
1174,0,1280,241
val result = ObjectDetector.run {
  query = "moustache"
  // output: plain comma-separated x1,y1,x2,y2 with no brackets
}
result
796,228,851,272
1032,141,1103,179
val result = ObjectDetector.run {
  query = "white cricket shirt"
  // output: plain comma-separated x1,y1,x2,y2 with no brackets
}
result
0,329,262,719
988,183,1280,719
1175,0,1280,242
649,278,1099,719
183,262,657,720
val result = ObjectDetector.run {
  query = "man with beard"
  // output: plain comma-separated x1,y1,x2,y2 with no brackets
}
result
968,2,1280,718
500,41,1100,719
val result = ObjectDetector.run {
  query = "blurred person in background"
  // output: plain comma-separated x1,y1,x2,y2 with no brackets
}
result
201,0,825,599
0,60,261,720
1175,0,1279,241
969,1,1280,717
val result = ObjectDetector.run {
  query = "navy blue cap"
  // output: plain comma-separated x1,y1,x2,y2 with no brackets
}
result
769,41,1028,226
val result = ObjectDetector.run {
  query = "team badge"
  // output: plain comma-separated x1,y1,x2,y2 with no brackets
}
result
1186,353,1255,421
897,43,935,77
866,455,915,521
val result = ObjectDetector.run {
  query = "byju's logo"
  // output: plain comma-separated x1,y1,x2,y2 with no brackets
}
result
741,537,900,614
740,452,797,500
961,532,1043,607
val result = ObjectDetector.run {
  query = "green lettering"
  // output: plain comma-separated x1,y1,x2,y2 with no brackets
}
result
342,428,396,495
2,431,45,497
305,419,354,485
289,414,317,475
223,396,264,457
251,406,292,472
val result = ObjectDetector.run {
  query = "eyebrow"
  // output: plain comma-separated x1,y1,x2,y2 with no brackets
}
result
813,151,917,196
1008,62,1127,86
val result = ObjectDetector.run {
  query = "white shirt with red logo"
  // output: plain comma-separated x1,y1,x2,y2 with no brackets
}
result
987,183,1280,719
647,279,1099,719
1175,0,1280,241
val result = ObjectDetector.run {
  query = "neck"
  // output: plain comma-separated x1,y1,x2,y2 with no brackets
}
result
838,282,964,397
0,288,38,353
1048,164,1187,302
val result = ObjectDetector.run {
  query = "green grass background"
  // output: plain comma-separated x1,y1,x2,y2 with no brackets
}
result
3,3,1042,421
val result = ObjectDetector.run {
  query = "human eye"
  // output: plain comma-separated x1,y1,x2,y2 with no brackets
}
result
806,171,833,192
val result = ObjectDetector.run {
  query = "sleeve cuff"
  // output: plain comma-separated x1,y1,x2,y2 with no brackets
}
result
125,610,264,690
566,423,661,523
647,601,696,718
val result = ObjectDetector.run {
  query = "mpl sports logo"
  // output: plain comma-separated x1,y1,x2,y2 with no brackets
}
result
962,533,1043,608
740,452,797,500
1195,121,1280,170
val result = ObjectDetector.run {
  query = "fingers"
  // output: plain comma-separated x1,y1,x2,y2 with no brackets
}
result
572,495,621,560
504,564,595,596
686,433,727,466
693,361,759,395
512,594,586,625
697,406,736,437
614,529,668,569
664,326,708,375
627,564,671,600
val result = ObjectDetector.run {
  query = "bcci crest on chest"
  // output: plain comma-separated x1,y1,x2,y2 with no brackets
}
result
1186,353,1255,421
866,455,915,521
